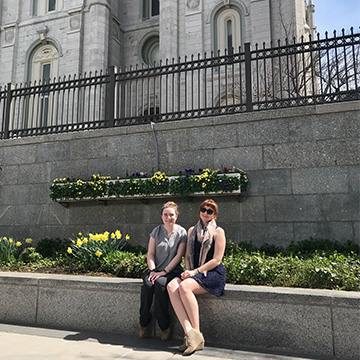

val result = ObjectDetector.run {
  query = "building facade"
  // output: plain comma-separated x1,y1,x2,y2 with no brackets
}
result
0,0,316,86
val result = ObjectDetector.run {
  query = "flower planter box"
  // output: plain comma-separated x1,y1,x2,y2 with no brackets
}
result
52,172,244,207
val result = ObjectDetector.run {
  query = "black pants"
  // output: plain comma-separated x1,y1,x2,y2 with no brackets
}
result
139,269,178,331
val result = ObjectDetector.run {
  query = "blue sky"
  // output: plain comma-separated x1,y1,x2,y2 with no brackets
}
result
314,0,360,36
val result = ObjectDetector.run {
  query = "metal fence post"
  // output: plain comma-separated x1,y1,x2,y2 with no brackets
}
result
244,43,253,112
106,66,115,128
3,83,12,139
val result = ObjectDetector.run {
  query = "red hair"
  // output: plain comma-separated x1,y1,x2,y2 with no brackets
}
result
198,199,218,220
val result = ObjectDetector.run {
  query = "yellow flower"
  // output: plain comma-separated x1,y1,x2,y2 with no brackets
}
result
83,237,88,243
25,238,33,244
115,230,122,239
95,250,102,257
67,247,72,254
16,241,22,247
76,239,83,247
126,234,130,241
94,234,101,241
9,238,13,243
111,233,116,239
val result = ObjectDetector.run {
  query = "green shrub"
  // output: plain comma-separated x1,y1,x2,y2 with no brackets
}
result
285,238,360,256
36,238,71,260
19,248,43,264
223,251,360,291
100,251,147,277
1,236,359,291
226,238,360,257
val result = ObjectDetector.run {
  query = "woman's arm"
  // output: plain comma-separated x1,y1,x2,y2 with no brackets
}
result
184,227,193,270
147,236,156,271
163,241,186,273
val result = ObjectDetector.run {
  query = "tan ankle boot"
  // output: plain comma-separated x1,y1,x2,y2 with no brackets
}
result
179,336,187,351
182,329,204,356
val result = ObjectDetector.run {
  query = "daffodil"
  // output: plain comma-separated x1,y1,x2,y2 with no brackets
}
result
25,238,33,244
67,247,72,254
95,250,102,257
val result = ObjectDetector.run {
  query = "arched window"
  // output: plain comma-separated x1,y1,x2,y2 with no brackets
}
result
28,44,59,127
142,0,160,20
30,44,59,82
214,7,242,54
32,0,62,16
140,35,160,65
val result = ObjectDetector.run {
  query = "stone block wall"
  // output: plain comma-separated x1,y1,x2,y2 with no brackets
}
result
0,101,359,248
0,272,359,360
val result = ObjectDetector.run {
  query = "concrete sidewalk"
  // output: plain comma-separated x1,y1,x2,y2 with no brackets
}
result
0,323,320,360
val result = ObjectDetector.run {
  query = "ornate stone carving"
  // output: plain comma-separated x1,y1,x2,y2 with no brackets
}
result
186,0,200,10
5,28,15,43
70,14,81,30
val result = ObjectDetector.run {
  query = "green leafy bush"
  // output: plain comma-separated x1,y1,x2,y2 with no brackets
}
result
1,236,359,291
36,238,71,260
19,248,43,264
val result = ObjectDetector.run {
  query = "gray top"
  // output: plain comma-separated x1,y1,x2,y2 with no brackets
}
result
149,224,187,274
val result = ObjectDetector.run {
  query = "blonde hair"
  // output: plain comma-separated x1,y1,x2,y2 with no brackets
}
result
162,201,179,215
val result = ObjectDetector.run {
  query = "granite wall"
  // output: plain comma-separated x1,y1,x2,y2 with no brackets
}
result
0,101,359,248
0,272,359,360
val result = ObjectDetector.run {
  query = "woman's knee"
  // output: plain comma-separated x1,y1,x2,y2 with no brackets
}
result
178,279,191,296
167,277,180,294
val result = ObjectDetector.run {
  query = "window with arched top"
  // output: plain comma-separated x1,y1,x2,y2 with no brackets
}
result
140,35,160,65
28,44,59,127
214,7,242,54
31,44,59,83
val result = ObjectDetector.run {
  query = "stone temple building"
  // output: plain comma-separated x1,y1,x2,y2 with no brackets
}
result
0,0,316,86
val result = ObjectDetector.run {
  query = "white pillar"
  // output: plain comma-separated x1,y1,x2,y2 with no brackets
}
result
250,0,272,46
159,0,179,61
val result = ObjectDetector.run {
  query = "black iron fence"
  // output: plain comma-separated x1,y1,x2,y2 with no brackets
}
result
1,28,359,139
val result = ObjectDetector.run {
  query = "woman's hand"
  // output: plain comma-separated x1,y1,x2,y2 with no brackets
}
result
181,269,197,280
148,270,166,284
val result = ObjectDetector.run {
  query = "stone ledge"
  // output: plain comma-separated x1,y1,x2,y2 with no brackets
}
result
0,272,359,360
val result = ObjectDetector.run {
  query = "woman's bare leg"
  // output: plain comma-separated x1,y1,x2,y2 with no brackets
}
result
178,278,207,331
167,278,192,333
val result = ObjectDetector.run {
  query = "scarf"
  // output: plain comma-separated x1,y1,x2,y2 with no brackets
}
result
188,218,217,276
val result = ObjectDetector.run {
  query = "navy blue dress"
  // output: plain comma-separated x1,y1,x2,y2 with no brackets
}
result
191,233,226,297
